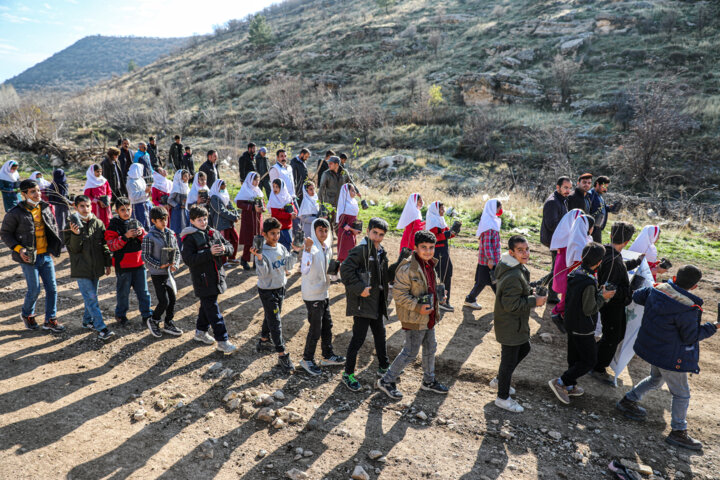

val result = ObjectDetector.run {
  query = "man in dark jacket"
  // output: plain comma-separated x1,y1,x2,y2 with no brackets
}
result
315,150,335,185
592,222,644,383
340,217,391,392
616,265,717,451
147,136,161,171
101,147,127,204
588,176,620,242
541,176,571,302
319,156,348,225
238,142,257,182
119,138,134,181
567,173,593,213
168,135,184,171
0,179,64,332
181,146,195,177
255,147,271,197
200,149,220,188
291,148,310,202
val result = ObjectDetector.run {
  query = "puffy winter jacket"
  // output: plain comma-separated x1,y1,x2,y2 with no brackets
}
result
493,253,536,346
180,226,232,297
63,215,112,278
0,200,62,263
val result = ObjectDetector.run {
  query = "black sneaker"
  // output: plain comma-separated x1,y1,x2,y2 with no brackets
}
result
256,338,272,353
146,317,162,338
547,293,560,304
615,396,647,421
666,430,703,451
21,314,39,330
551,314,566,334
162,320,183,336
320,355,345,366
277,354,295,373
43,318,66,333
300,359,322,376
376,378,403,400
98,328,116,341
342,372,362,392
591,369,615,385
377,367,389,378
81,322,96,331
116,315,129,326
241,260,252,271
421,380,449,394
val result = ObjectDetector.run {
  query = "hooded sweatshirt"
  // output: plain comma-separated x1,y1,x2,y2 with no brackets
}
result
300,218,332,301
255,241,297,290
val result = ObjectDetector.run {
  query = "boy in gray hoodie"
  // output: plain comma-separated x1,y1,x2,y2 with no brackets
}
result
250,216,301,372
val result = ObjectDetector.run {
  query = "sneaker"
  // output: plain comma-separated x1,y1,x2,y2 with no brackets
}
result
489,377,516,395
216,341,238,354
115,315,129,326
329,273,340,282
376,378,403,400
21,314,39,330
98,328,115,341
240,260,252,271
342,372,362,392
223,262,235,269
377,367,389,378
320,355,345,366
146,318,162,338
162,320,183,336
551,314,566,334
229,258,242,264
439,303,455,312
43,318,66,333
590,369,615,386
665,430,703,451
495,396,524,413
277,354,294,372
256,338,272,353
615,396,647,421
548,378,570,404
421,380,449,394
300,359,322,376
567,385,584,397
193,330,216,345
81,322,96,331
463,301,482,310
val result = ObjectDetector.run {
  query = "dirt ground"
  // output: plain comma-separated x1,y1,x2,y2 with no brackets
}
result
0,209,719,480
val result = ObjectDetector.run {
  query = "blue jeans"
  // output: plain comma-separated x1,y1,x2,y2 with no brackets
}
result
19,253,57,321
76,277,106,331
115,267,152,318
383,328,437,384
626,365,690,431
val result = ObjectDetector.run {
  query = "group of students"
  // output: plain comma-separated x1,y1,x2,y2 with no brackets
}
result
1,153,719,453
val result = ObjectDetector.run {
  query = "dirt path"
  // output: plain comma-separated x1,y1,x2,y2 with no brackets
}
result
0,210,718,480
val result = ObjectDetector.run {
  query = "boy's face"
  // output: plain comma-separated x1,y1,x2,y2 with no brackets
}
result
190,216,208,229
116,205,131,220
509,242,530,264
152,217,168,230
368,227,386,246
415,242,435,262
263,228,281,246
75,201,91,217
315,225,328,244
590,260,602,271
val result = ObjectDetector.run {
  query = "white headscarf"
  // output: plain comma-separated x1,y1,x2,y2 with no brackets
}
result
170,170,189,196
0,160,19,183
29,171,51,189
235,171,263,202
209,179,230,206
84,164,108,190
126,163,146,193
268,179,293,209
187,172,209,206
425,201,448,231
298,183,319,216
152,171,172,194
336,184,359,218
550,209,584,250
566,215,591,265
628,225,660,263
475,199,502,237
311,216,332,252
396,193,423,230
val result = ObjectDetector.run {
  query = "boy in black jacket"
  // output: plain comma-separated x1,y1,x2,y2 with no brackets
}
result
549,242,615,404
592,222,644,383
180,205,237,354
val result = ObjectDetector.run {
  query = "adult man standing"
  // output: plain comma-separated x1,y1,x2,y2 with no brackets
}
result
147,136,161,171
101,147,127,204
200,150,220,188
0,179,64,332
269,149,295,197
238,142,257,182
588,176,620,243
119,138,134,182
315,150,335,185
541,176,571,303
567,173,593,213
168,135,184,171
319,156,347,224
133,142,154,180
255,147,271,198
291,148,310,202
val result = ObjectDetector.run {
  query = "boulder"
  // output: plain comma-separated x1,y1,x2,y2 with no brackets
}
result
458,69,543,105
560,38,586,54
257,407,276,422
533,20,594,36
502,57,521,68
285,468,308,480
351,465,371,480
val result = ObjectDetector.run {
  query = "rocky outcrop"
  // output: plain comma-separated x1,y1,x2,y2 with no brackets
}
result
533,21,594,37
458,69,543,105
595,14,636,35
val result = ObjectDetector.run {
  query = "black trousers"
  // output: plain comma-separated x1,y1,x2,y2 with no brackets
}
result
466,264,496,303
561,333,597,387
151,274,176,322
303,299,335,361
197,295,228,341
345,315,389,375
259,287,286,353
497,342,531,400
594,302,627,372
591,227,603,243
549,250,559,300
435,245,453,300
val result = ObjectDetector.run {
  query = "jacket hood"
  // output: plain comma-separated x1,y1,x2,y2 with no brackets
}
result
495,252,521,279
653,281,703,313
179,226,199,237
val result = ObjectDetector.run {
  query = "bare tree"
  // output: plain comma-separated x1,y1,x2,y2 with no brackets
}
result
460,108,504,163
531,126,577,188
428,31,442,56
348,93,384,145
266,75,307,135
550,54,581,109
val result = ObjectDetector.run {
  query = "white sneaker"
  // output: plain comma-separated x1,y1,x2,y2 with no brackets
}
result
216,341,237,354
329,274,340,282
193,330,215,345
495,396,524,413
464,301,482,310
489,377,516,395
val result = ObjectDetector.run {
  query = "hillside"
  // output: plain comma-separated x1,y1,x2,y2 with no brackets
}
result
4,35,190,92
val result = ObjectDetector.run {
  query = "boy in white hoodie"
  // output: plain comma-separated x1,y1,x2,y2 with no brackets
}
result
299,218,346,375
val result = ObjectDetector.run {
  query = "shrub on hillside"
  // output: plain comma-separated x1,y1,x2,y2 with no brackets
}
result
459,108,504,163
249,15,274,47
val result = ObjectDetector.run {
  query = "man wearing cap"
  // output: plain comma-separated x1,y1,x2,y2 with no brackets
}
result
255,147,271,198
238,142,257,182
291,148,310,203
567,173,593,213
319,156,348,226
133,142,154,180
315,150,335,185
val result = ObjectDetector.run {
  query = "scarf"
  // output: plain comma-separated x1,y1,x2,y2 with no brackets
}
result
550,209,584,250
235,171,263,202
209,179,230,206
397,193,423,230
268,179,293,209
186,172,209,206
151,171,172,193
52,168,68,197
0,160,19,183
29,171,51,189
628,225,660,263
566,215,591,264
298,183,319,216
84,164,108,190
170,170,190,196
475,199,502,237
336,183,359,218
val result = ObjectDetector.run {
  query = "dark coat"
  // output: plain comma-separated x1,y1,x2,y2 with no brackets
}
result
147,143,161,170
319,169,346,207
567,187,590,213
119,147,134,182
633,281,715,373
564,266,604,335
181,153,195,177
0,200,62,263
101,156,127,200
540,191,568,248
597,245,643,308
290,156,308,201
238,151,255,182
588,188,619,232
169,142,184,170
63,216,112,278
255,152,271,195
493,254,536,346
340,237,390,320
199,160,219,188
180,226,233,297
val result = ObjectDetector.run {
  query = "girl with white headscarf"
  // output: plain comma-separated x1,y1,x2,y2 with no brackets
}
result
298,181,320,238
336,184,360,262
427,201,460,311
235,171,264,269
84,163,113,226
628,225,665,279
208,179,239,265
268,178,296,251
186,171,209,208
551,213,592,320
397,192,425,251
168,169,190,240
150,169,172,208
465,198,503,310
126,163,151,230
29,171,55,215
0,160,21,212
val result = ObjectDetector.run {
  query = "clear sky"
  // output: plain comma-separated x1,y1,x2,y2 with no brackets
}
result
0,0,278,82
